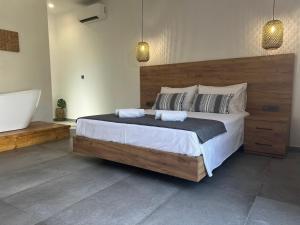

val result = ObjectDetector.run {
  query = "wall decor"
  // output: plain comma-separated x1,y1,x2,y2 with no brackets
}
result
136,0,150,62
0,29,20,52
262,0,284,50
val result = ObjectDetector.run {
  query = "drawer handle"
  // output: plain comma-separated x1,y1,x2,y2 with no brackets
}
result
256,127,273,131
255,142,272,147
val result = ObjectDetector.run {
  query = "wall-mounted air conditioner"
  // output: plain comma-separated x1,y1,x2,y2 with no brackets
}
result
76,3,106,24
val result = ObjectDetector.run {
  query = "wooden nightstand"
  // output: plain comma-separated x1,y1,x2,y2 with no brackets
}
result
244,117,290,158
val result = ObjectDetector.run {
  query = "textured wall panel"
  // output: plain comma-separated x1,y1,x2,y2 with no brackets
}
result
144,0,299,65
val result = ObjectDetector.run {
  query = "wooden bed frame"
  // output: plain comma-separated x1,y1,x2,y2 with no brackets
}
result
74,54,295,182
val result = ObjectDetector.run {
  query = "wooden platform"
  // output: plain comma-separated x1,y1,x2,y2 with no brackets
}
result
0,122,70,153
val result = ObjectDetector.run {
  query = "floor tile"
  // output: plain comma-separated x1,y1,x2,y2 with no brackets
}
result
139,184,254,225
267,156,300,181
201,170,263,196
198,152,270,197
37,174,180,225
259,155,300,206
246,197,300,225
0,200,39,225
287,149,300,161
219,151,270,178
0,146,68,176
0,155,98,198
40,138,73,152
5,165,130,221
37,154,101,173
0,163,69,199
259,180,300,206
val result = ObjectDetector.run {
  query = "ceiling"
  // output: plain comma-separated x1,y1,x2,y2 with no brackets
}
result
48,0,102,14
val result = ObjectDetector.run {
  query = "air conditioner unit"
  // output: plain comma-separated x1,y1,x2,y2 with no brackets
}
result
77,3,106,24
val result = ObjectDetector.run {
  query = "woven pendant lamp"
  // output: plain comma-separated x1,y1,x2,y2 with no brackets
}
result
136,0,150,62
262,0,284,50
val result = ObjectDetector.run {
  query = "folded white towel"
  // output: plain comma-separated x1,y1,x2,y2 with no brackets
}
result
115,109,145,118
160,111,188,122
155,110,172,120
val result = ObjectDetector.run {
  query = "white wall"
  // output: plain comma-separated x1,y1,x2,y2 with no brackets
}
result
49,0,140,118
49,0,300,146
0,0,53,121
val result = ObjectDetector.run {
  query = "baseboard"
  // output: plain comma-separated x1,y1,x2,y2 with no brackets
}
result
288,146,300,151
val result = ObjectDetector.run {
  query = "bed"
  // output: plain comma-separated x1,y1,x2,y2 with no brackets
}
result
73,54,295,182
76,110,248,177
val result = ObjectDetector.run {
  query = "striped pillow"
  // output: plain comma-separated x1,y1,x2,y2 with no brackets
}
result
153,93,186,111
191,94,234,114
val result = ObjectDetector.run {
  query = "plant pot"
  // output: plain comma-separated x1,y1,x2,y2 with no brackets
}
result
55,108,65,121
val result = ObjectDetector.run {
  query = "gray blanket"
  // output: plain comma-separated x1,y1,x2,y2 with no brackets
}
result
78,114,227,144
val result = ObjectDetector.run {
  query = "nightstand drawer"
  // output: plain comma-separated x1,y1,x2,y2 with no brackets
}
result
244,144,285,155
244,119,289,157
245,129,287,144
245,120,288,136
244,136,286,155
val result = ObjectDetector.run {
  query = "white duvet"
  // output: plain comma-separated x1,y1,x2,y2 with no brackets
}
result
76,110,249,177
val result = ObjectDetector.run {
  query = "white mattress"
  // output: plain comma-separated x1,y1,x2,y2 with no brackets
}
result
76,110,249,177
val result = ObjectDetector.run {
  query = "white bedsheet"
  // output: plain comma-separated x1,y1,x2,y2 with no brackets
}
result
76,110,249,177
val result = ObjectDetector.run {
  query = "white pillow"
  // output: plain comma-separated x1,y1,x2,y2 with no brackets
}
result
160,85,197,111
197,83,247,113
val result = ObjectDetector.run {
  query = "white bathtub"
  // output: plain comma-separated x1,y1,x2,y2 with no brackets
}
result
0,90,41,132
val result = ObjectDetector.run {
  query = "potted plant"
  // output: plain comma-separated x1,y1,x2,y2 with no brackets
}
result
55,98,66,121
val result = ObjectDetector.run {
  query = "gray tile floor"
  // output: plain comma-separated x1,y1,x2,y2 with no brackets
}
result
0,135,299,225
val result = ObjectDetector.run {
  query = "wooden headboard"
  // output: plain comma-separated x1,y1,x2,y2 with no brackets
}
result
140,54,295,121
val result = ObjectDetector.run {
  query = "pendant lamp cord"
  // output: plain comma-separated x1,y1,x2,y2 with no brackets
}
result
273,0,276,20
141,0,144,42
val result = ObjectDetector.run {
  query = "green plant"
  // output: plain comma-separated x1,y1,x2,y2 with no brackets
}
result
57,99,66,109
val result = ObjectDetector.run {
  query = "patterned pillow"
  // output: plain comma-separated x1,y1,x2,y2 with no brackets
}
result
190,94,234,114
153,93,187,111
